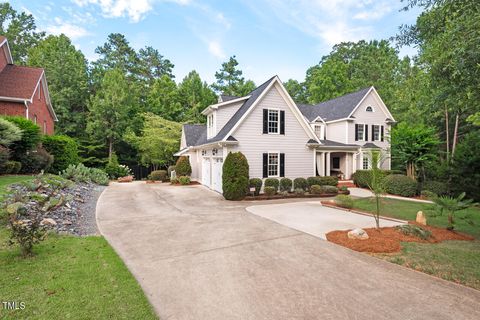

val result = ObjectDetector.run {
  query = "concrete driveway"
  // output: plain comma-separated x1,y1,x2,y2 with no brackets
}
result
246,202,404,239
96,182,480,320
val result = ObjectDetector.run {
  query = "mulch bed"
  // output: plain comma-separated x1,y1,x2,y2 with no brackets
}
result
326,223,474,253
244,190,350,201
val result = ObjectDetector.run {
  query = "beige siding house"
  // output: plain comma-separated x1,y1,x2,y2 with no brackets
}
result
175,76,395,194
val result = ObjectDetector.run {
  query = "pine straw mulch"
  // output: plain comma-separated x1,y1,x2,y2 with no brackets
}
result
326,222,474,253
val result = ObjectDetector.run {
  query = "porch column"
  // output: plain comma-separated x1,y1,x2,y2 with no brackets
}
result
345,153,350,179
325,152,331,176
352,153,357,174
320,152,325,176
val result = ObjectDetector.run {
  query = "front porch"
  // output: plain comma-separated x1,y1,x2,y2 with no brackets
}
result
314,149,360,180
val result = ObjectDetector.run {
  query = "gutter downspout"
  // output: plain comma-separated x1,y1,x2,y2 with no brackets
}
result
24,100,29,119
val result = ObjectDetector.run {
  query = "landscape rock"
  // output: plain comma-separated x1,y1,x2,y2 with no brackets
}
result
416,211,427,225
347,228,369,240
40,218,57,226
118,175,134,183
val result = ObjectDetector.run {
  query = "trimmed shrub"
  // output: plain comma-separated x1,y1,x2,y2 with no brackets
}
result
264,178,280,191
335,195,354,209
384,174,417,197
264,186,276,197
294,188,305,195
176,156,192,176
310,184,322,194
317,176,339,186
42,135,81,173
307,177,322,189
352,170,394,188
421,190,437,200
178,176,191,185
19,146,53,173
222,152,249,200
322,185,338,194
293,177,307,191
279,178,293,192
249,178,262,196
149,170,168,181
3,116,41,157
421,180,449,196
170,177,178,184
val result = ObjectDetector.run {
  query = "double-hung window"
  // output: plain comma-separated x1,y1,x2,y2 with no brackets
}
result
373,125,380,141
267,153,279,177
362,157,370,170
267,109,279,134
356,124,366,141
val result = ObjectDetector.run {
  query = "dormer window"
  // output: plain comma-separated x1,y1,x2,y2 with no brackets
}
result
366,106,373,112
207,113,215,138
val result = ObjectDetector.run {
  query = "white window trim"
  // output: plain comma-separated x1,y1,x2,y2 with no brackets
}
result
313,124,324,140
267,108,280,135
267,152,280,178
357,124,366,141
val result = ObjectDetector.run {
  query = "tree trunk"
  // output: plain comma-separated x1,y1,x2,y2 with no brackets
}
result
445,105,450,160
108,138,113,160
451,113,459,160
406,162,416,180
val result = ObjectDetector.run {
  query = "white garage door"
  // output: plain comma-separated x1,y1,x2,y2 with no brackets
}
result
202,158,211,187
211,157,223,193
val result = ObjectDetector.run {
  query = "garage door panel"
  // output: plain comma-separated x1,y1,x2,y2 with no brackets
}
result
212,158,223,193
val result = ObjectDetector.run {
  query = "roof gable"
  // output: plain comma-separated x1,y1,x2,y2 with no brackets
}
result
0,65,44,100
297,87,371,122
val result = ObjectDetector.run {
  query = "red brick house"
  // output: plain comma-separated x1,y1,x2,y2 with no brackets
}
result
0,36,57,135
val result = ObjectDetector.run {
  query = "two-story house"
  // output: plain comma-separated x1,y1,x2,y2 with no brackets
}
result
175,76,395,193
0,35,57,134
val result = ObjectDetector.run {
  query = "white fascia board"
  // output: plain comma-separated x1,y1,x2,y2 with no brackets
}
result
201,96,250,115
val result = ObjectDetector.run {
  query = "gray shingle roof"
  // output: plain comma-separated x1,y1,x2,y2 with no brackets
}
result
298,87,371,122
363,142,381,148
183,124,206,147
203,76,277,144
320,139,359,147
219,95,239,102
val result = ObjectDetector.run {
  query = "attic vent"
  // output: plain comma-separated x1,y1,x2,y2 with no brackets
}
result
366,106,373,112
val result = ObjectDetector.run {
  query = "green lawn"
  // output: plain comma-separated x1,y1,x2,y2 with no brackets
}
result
352,197,480,290
0,175,157,319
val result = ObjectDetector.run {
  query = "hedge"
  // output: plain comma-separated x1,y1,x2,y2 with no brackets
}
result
384,174,417,197
264,178,280,191
279,178,293,192
293,178,307,191
149,170,168,181
176,156,192,176
421,180,449,196
249,178,262,196
42,135,81,173
352,170,396,188
3,116,41,157
222,152,249,200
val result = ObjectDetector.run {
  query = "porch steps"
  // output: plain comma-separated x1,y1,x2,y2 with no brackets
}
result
337,180,356,188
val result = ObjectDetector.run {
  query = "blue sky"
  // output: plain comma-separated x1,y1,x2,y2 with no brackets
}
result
9,0,420,84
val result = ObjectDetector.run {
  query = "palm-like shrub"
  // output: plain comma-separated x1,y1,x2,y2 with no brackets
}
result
222,152,249,200
432,192,474,230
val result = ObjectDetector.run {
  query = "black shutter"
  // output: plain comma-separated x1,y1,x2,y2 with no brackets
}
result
280,153,285,177
372,125,375,141
381,126,384,141
355,124,358,141
280,111,285,135
263,153,268,178
365,125,368,141
263,109,268,134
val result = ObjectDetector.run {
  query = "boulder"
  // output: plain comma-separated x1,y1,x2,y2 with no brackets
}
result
347,228,369,240
416,211,427,225
41,218,57,226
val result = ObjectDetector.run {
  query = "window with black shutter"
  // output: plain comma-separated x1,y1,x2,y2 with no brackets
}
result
280,153,285,177
262,153,268,178
381,126,384,141
263,109,268,134
280,111,285,135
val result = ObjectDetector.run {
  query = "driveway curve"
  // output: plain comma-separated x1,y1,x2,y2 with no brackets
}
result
97,181,480,320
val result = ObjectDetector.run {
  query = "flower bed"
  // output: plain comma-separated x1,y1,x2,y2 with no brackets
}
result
326,223,473,253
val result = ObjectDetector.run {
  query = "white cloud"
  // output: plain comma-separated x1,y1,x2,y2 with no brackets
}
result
207,40,226,59
71,0,191,22
256,0,395,47
46,17,90,39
